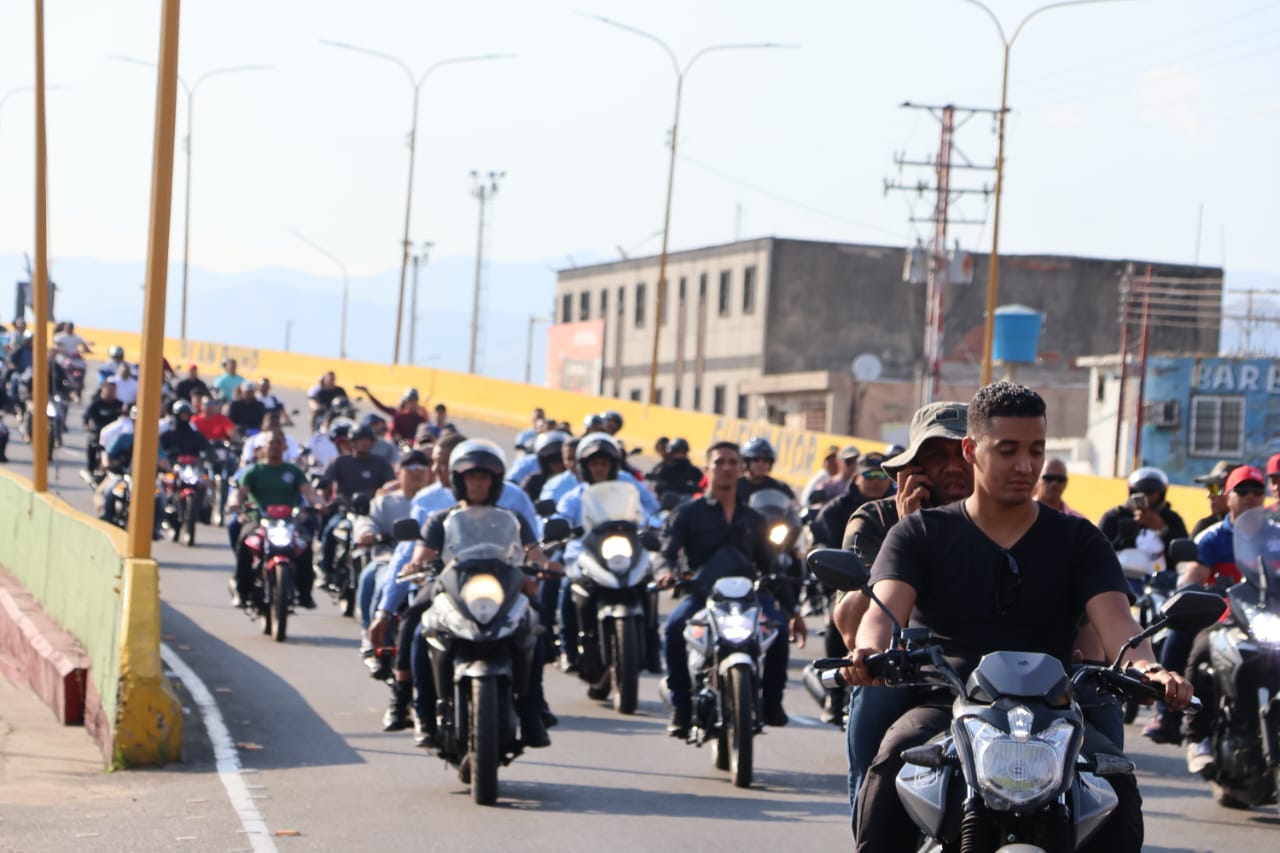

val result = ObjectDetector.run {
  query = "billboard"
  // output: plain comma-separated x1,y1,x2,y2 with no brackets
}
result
545,319,604,393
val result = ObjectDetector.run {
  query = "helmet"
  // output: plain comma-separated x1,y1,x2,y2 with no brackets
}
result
108,345,124,360
329,418,355,440
401,387,419,404
360,412,386,429
884,443,906,458
330,395,351,410
533,429,570,475
583,413,606,433
449,438,507,504
602,410,624,430
576,432,621,484
171,400,193,418
1128,466,1169,498
742,437,776,462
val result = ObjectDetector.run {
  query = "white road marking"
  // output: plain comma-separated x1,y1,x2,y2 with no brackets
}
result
161,643,278,853
787,714,823,728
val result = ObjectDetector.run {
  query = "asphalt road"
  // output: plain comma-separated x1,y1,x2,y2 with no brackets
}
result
2,378,1278,852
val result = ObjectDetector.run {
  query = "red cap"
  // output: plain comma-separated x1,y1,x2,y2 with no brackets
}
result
1268,453,1280,477
1225,465,1265,492
188,363,199,370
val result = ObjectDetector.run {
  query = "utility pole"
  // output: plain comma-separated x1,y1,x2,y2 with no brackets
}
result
884,101,997,405
409,242,432,364
468,170,503,374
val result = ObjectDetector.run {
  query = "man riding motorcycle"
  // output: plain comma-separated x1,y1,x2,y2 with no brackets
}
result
648,437,701,501
737,437,796,501
842,382,1192,852
357,385,425,444
318,426,396,586
1099,466,1189,568
655,440,806,737
82,378,123,476
518,429,569,503
159,400,210,461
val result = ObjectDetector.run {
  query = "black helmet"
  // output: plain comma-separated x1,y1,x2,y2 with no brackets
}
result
576,432,621,484
108,345,125,360
602,410,624,431
1128,466,1169,498
583,413,606,433
742,437,776,462
534,429,570,475
171,400,193,418
330,395,351,410
449,439,507,504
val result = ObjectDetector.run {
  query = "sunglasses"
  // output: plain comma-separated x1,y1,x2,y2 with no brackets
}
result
1040,474,1067,484
996,551,1022,616
402,464,428,472
861,470,889,480
1233,484,1266,498
1206,483,1224,497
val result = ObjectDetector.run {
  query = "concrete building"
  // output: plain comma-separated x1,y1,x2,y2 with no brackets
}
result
553,238,1222,439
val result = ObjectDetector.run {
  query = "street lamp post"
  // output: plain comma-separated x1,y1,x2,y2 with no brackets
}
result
525,314,550,385
320,41,514,365
468,170,503,374
112,56,271,343
959,0,1131,385
284,226,349,359
409,241,433,364
583,14,793,405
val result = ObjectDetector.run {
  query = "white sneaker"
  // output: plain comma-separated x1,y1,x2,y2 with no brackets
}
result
1186,738,1215,778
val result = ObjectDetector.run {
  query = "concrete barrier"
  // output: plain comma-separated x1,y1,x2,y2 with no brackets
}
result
0,467,182,766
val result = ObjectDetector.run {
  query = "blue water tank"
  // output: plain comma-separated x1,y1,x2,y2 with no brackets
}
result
992,305,1043,364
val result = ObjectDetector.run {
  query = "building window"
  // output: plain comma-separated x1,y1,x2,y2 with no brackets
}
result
737,393,749,419
693,386,702,411
742,266,756,314
629,388,642,402
617,285,626,317
713,384,726,415
578,291,590,321
1189,396,1245,456
698,273,708,302
673,387,682,408
654,388,663,406
561,293,572,323
634,282,646,328
718,270,731,316
678,276,687,301
599,289,608,317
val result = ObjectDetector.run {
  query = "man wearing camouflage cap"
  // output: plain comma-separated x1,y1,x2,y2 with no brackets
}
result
830,400,973,836
1190,459,1237,538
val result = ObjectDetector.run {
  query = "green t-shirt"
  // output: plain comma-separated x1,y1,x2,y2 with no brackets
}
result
241,462,307,512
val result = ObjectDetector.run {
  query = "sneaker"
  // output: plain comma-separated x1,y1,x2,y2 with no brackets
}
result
297,592,318,610
1142,717,1179,745
667,705,691,739
1186,739,1215,779
557,652,578,674
763,703,789,727
541,708,559,730
412,718,437,749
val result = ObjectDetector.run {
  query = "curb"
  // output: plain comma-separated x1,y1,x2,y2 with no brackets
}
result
0,568,91,725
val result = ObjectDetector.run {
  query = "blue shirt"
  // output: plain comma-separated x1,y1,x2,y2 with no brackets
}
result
1194,516,1242,584
554,476,657,563
541,470,580,503
507,453,540,484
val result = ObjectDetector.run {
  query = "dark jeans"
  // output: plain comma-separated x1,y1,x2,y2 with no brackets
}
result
1184,627,1215,743
319,513,343,575
855,701,1143,852
1154,582,1209,727
397,586,433,674
663,590,788,709
845,685,913,837
557,575,579,663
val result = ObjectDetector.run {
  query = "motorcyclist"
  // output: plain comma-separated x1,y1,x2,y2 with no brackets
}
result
318,425,396,585
737,436,796,501
228,381,267,436
810,452,890,550
232,430,325,609
308,371,348,430
53,321,91,358
4,331,34,406
647,437,701,500
843,382,1191,852
394,439,555,749
357,385,425,444
239,411,303,465
159,400,210,462
173,364,210,402
654,440,806,736
1267,452,1280,510
112,362,140,406
1190,460,1236,537
801,445,842,505
82,379,124,475
514,407,547,452
99,405,169,538
539,437,581,504
359,412,399,468
306,416,352,472
95,345,128,385
256,378,290,426
518,429,569,503
1099,466,1189,567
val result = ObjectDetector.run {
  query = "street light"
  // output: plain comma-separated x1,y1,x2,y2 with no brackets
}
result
958,0,1132,385
111,55,272,343
284,226,349,359
320,40,514,365
525,314,551,385
0,84,64,137
468,170,504,375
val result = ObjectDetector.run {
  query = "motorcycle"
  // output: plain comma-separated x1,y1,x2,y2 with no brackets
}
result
105,472,134,530
204,441,238,526
677,572,784,788
807,547,1226,852
392,510,568,805
241,505,314,642
56,352,86,402
566,481,660,714
1121,538,1196,723
162,454,207,547
327,493,374,618
1195,505,1280,811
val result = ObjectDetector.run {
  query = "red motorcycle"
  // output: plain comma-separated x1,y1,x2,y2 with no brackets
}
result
162,454,207,547
242,505,313,642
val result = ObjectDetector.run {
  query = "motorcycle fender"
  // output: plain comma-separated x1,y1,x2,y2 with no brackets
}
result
1073,771,1119,849
597,602,644,621
454,658,512,683
717,652,756,676
894,750,952,840
266,556,292,570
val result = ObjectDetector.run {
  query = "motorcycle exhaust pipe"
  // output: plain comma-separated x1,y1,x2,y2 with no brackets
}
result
802,665,828,706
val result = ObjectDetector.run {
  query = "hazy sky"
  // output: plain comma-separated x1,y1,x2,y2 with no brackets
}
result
0,0,1276,290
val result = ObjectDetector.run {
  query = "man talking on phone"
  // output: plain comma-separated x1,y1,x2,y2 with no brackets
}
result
1098,466,1188,563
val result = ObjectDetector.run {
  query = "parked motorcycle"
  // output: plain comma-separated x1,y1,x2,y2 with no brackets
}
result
807,547,1226,852
566,481,659,714
162,454,207,547
241,505,314,642
392,510,568,805
677,572,783,788
1194,506,1280,811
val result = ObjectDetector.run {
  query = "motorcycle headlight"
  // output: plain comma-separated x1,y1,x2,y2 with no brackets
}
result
266,525,293,548
768,524,789,546
1250,610,1280,645
960,711,1075,811
717,606,758,643
600,535,634,571
461,573,505,624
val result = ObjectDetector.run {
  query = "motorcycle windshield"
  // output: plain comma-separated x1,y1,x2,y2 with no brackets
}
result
748,488,795,523
580,481,641,530
1232,506,1280,597
441,506,524,565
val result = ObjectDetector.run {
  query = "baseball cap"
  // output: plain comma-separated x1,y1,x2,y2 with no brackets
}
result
882,401,968,475
1268,453,1280,477
241,381,257,391
399,449,430,468
1224,465,1265,493
1193,460,1238,487
838,445,861,462
822,444,839,460
353,426,376,442
856,452,887,475
414,423,435,445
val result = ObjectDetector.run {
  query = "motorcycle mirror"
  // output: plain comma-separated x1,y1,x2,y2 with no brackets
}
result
805,548,870,592
640,531,662,552
1168,538,1199,566
535,499,557,518
800,507,818,526
541,517,571,542
391,518,422,542
1160,589,1227,632
628,447,643,456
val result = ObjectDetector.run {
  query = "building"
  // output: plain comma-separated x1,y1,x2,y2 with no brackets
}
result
552,237,1223,440
1079,353,1280,484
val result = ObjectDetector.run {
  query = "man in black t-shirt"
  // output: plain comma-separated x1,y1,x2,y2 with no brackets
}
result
228,382,267,435
843,382,1194,853
319,427,397,582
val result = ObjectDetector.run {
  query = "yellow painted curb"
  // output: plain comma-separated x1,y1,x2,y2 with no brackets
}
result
114,557,183,767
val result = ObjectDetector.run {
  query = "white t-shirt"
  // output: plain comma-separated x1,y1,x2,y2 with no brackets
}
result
99,416,134,452
306,433,339,471
53,333,87,358
241,431,303,465
113,376,140,405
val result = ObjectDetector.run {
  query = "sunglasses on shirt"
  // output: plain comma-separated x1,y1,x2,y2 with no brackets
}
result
996,551,1022,616
1040,474,1067,484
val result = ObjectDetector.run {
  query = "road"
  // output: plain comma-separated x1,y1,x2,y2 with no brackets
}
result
2,379,1278,852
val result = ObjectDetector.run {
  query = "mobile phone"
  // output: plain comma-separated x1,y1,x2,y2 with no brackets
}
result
1128,493,1148,511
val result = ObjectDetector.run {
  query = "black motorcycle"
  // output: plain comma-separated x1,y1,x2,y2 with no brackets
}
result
1194,506,1280,811
808,548,1225,852
327,493,374,618
1122,537,1197,723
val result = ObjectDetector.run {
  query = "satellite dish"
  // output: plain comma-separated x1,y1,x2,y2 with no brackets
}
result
851,353,883,382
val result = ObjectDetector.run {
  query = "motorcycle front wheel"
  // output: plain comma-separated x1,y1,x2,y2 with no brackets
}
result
612,617,640,715
273,562,292,642
184,494,199,547
727,664,754,788
470,677,500,805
